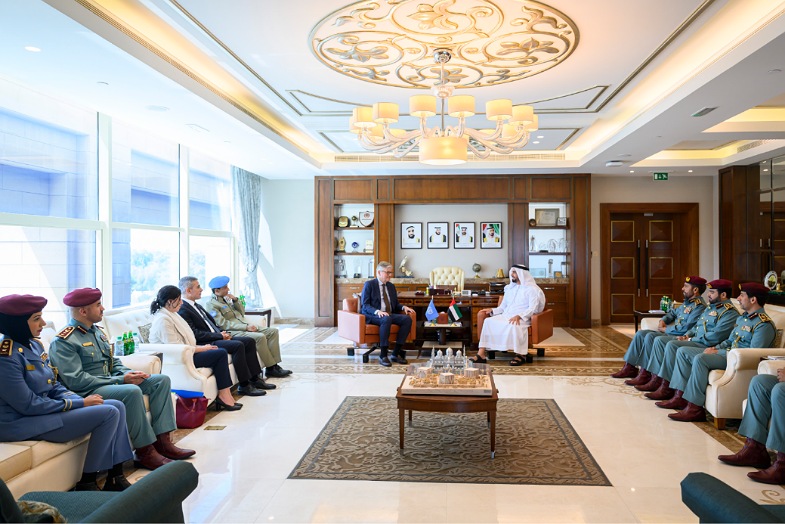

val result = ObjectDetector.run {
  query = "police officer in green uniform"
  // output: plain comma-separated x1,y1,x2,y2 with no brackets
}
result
48,288,195,470
611,276,707,388
668,282,776,422
718,366,785,484
645,279,739,402
201,276,292,379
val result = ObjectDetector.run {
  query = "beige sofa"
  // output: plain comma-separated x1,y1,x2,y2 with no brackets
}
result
0,327,161,498
641,302,785,429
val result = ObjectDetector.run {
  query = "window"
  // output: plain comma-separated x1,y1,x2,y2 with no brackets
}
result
189,152,231,230
112,122,179,226
0,225,96,327
189,235,232,290
112,229,180,308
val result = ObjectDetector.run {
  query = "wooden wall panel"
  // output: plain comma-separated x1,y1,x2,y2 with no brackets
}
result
375,203,395,266
571,175,590,327
314,179,335,327
512,177,528,200
718,166,761,286
508,203,527,266
376,178,390,201
530,177,572,201
334,179,372,201
391,176,511,201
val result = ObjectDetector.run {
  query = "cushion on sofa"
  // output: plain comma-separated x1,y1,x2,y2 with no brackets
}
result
15,438,88,469
0,445,32,481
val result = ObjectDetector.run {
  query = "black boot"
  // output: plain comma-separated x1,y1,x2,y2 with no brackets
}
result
74,471,100,491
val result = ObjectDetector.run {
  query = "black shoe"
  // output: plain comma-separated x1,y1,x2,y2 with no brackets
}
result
390,354,409,365
238,385,267,397
274,364,293,376
73,481,101,491
379,356,392,367
215,397,243,411
265,366,290,378
251,377,277,390
103,475,132,491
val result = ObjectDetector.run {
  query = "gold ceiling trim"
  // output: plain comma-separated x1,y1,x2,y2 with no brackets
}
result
310,0,579,88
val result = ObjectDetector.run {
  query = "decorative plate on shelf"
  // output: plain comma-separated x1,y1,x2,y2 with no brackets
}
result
359,211,374,227
337,216,349,227
764,270,778,290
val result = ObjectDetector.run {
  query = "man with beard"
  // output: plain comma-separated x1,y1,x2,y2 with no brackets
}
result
611,276,707,386
667,282,776,422
470,264,546,367
644,279,739,402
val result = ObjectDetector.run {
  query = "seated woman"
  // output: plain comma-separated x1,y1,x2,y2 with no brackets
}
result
148,285,241,411
0,294,134,491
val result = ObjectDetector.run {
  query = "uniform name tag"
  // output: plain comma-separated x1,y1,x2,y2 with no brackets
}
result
684,307,692,313
709,311,717,316
82,342,94,347
26,364,35,370
742,325,751,332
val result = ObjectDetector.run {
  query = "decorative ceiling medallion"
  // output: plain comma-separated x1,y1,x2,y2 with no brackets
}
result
310,0,578,89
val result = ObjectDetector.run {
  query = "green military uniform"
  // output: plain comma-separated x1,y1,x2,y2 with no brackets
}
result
648,299,740,383
201,295,281,368
675,308,776,407
48,319,177,449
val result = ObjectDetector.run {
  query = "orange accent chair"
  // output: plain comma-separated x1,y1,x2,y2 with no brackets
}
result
337,297,417,363
476,295,554,361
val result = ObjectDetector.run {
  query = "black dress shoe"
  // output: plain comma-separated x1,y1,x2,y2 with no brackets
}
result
390,354,409,365
103,475,132,491
215,397,243,411
73,481,101,492
251,378,277,390
265,366,290,378
274,364,293,376
379,356,392,367
237,385,267,397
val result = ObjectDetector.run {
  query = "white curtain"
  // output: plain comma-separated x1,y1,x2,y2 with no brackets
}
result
232,167,263,307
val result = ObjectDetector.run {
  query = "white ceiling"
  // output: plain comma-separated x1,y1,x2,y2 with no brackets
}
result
1,0,785,179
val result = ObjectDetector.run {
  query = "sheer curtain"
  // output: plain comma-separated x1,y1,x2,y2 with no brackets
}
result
232,167,263,307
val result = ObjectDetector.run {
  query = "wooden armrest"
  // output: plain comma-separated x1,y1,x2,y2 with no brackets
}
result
530,309,553,345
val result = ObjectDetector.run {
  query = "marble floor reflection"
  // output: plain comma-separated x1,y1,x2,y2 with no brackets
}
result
175,326,783,523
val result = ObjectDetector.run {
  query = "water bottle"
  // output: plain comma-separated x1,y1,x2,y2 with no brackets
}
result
122,332,129,355
239,295,246,307
660,296,671,312
131,332,140,353
128,332,136,355
114,336,123,357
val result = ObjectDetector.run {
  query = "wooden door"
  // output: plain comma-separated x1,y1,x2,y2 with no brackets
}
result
607,212,681,324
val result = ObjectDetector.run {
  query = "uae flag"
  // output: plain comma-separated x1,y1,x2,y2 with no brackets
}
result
448,298,463,322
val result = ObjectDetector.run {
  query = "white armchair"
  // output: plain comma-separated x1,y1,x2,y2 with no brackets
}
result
429,266,465,292
705,304,785,429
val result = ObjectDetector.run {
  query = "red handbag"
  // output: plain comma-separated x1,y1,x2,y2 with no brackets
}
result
175,395,208,429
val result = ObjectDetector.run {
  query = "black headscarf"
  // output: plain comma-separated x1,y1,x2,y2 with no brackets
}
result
0,312,34,345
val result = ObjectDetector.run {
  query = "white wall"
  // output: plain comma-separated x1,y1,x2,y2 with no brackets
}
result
258,179,315,319
394,204,509,279
590,174,719,322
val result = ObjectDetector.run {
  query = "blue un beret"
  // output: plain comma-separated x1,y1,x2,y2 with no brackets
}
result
208,276,230,289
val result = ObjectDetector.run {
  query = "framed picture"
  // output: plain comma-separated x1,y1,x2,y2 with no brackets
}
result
531,268,547,278
556,216,568,227
400,222,422,249
535,208,559,226
480,222,502,249
426,222,449,249
453,222,475,248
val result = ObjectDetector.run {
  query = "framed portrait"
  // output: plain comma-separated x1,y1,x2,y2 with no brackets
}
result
480,222,502,249
426,222,449,249
453,222,475,249
534,208,559,226
400,222,422,249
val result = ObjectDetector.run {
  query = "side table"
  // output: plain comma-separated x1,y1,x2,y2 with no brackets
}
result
632,310,666,332
245,307,273,328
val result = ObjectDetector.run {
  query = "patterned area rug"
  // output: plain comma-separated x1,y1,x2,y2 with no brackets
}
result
289,396,610,486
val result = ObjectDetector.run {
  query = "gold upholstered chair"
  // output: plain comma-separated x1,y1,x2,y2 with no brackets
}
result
429,266,465,292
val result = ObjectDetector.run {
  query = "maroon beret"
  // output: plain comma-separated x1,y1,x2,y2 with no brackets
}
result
707,279,733,290
0,294,48,316
685,276,707,286
63,288,102,307
739,282,769,299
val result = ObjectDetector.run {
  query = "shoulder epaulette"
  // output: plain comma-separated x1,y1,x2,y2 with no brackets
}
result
723,302,735,310
758,313,773,324
692,297,703,305
0,339,13,357
96,325,108,337
57,326,75,339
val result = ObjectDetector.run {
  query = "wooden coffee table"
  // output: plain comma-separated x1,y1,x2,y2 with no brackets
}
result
395,371,499,458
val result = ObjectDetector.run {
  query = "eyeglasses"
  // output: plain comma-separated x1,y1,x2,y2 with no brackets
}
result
382,271,394,274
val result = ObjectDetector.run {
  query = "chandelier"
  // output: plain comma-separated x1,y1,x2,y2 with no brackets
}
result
349,49,538,166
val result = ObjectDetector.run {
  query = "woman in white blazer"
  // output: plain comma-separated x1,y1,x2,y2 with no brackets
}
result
149,285,241,411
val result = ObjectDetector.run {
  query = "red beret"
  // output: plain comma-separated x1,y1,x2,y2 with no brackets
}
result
63,288,102,307
739,282,769,299
685,276,707,286
707,279,733,290
0,294,48,316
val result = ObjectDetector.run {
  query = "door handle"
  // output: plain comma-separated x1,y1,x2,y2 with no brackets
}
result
644,239,649,297
636,239,641,297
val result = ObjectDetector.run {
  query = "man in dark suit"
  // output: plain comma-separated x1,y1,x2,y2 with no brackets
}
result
177,276,273,396
361,261,415,367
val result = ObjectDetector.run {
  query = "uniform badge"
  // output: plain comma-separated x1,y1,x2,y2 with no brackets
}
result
26,364,35,370
684,307,692,314
742,325,751,332
0,339,13,357
56,326,75,339
708,311,717,316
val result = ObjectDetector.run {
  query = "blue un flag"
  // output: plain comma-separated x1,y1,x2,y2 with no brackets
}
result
425,298,439,321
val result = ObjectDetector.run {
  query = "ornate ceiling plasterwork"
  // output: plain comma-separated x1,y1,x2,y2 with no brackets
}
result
310,0,578,89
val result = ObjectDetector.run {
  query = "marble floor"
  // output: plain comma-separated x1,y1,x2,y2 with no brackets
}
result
166,325,785,523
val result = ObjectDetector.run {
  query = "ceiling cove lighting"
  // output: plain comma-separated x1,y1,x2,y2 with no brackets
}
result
350,49,538,166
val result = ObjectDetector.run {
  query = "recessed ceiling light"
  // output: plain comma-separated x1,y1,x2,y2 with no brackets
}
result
24,46,41,52
146,105,169,112
764,168,769,172
533,141,540,144
688,170,693,173
606,160,624,167
629,170,635,173
536,135,544,139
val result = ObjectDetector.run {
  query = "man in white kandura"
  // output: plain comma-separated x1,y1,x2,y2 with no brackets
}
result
470,264,546,367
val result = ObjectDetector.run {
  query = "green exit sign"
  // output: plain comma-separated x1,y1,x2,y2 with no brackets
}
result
653,172,669,181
